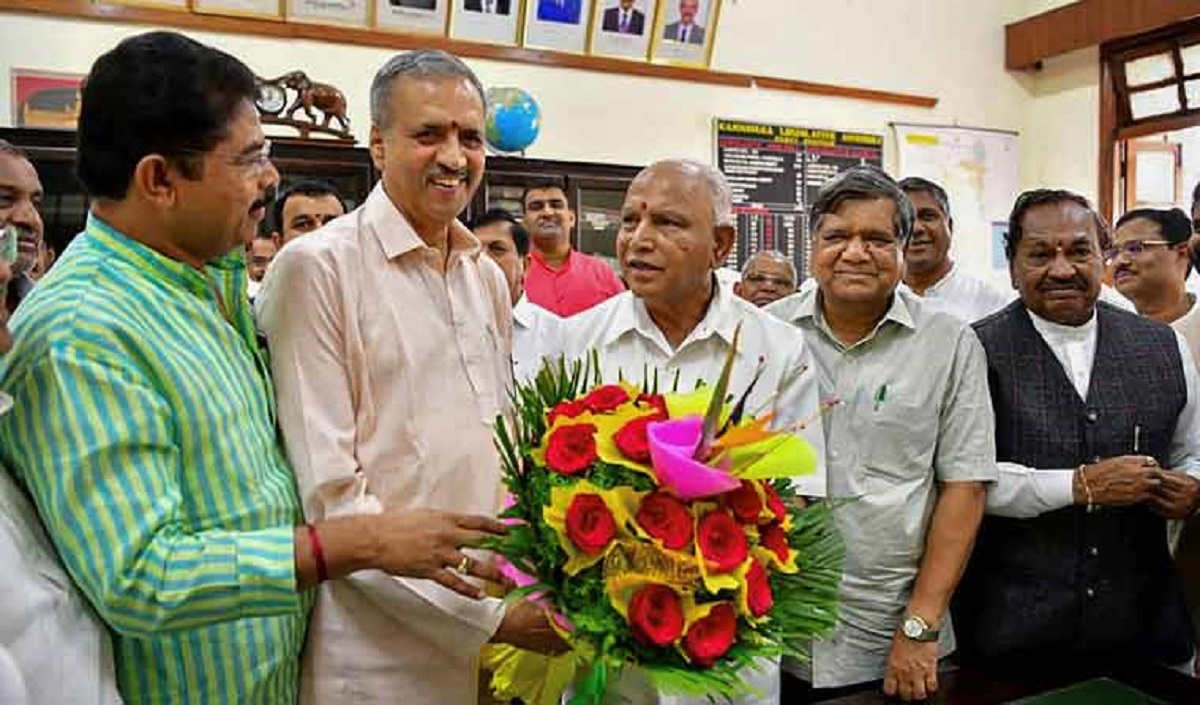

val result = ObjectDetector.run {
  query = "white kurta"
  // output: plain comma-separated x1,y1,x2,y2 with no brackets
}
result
257,184,514,705
513,295,563,384
898,263,1012,324
0,468,123,705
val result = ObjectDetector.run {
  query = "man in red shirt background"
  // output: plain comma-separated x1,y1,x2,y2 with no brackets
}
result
521,182,624,316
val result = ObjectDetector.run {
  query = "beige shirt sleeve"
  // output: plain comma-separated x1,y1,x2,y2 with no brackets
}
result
256,236,506,651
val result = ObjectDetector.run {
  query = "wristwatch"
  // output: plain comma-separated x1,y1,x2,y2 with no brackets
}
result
900,615,939,642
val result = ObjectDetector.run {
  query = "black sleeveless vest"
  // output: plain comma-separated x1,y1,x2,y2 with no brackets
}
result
953,301,1193,666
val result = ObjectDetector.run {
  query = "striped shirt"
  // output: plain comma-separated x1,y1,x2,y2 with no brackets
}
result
0,215,309,704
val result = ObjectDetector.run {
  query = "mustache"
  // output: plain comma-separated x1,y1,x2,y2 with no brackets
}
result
251,186,277,212
427,166,470,182
1038,278,1087,292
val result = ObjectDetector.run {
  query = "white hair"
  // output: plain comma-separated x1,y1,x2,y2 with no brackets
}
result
640,158,735,228
740,249,796,281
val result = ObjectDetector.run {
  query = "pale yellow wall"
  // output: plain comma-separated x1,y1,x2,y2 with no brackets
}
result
0,0,1100,282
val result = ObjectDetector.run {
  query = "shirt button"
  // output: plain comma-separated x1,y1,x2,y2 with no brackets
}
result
1089,546,1099,557
1085,587,1096,598
1085,410,1099,423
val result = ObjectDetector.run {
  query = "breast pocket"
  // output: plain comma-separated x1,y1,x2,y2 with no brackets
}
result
861,400,939,484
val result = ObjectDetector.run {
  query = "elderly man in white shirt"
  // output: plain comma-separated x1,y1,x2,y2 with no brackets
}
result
558,158,825,704
0,222,122,704
953,189,1200,676
471,207,562,384
896,177,1011,323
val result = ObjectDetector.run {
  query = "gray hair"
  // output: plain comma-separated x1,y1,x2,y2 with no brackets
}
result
898,175,952,223
0,139,26,159
809,165,915,242
740,250,796,281
640,158,735,228
370,50,486,128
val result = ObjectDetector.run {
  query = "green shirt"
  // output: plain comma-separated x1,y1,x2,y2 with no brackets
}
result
0,215,309,704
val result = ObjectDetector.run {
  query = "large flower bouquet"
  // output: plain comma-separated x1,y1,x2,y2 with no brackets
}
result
483,335,844,704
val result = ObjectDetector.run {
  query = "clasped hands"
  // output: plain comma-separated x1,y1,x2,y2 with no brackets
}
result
1076,455,1200,519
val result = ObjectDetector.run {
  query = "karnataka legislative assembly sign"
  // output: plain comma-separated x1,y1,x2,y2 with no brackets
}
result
714,119,883,277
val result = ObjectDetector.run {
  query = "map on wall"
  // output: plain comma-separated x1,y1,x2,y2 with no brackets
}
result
893,123,1019,273
714,119,884,277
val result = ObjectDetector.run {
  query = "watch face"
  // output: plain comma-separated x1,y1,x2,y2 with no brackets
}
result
256,84,287,116
903,618,924,638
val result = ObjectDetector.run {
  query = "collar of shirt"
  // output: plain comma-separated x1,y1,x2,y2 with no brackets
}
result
363,182,482,265
923,261,960,296
600,276,738,354
513,295,537,329
1027,305,1097,345
529,247,575,275
774,287,917,352
86,213,244,296
1026,305,1097,399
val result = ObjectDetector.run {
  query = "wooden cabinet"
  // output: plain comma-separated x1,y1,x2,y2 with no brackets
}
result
0,127,640,263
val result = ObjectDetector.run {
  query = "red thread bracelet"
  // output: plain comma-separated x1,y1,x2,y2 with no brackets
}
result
307,524,328,583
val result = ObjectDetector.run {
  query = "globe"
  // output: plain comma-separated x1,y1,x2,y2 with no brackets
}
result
485,87,541,154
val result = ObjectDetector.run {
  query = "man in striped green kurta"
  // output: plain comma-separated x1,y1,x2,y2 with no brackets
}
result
0,32,508,704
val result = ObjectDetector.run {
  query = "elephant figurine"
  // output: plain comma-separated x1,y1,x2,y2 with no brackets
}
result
276,70,350,134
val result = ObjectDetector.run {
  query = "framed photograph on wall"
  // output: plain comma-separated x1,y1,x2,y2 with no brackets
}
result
375,0,449,34
650,0,719,68
448,0,520,45
11,70,85,130
95,0,188,9
588,0,655,61
286,0,370,27
522,0,595,54
193,0,283,19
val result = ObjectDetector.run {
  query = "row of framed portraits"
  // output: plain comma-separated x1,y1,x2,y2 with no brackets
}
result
103,0,721,67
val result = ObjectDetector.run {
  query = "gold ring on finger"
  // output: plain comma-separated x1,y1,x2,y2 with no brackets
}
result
456,556,471,574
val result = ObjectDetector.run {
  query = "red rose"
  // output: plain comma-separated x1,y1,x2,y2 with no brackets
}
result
759,521,790,564
637,393,669,418
723,480,763,523
697,510,749,573
744,559,773,618
635,491,693,550
683,603,737,667
627,584,685,648
546,423,598,475
615,415,659,464
565,493,618,555
762,483,787,522
548,399,587,425
582,385,631,413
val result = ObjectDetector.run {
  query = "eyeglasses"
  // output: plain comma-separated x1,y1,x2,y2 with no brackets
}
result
1103,239,1175,262
744,273,795,288
0,224,18,265
175,140,274,175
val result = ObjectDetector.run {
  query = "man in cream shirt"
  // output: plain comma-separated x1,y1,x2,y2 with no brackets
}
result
257,50,564,704
558,158,825,703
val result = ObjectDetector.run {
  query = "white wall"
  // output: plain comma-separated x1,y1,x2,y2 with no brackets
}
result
0,1,1061,281
0,2,1031,164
